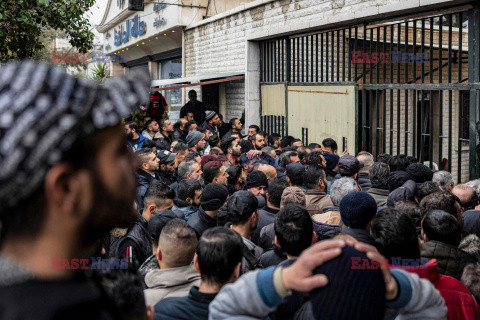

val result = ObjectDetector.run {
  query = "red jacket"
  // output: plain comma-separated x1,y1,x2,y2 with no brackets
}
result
392,259,479,320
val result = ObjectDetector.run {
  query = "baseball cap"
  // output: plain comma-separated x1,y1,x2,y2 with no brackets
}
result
226,191,265,223
157,150,177,164
338,155,362,176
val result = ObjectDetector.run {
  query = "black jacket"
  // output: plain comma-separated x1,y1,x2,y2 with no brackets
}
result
116,216,152,269
154,286,217,320
0,276,120,320
135,169,159,210
252,206,279,245
156,169,176,185
153,132,172,152
218,122,230,138
357,172,372,192
172,128,186,142
258,246,287,268
341,225,375,246
187,206,217,239
312,219,341,241
421,240,478,280
180,101,206,125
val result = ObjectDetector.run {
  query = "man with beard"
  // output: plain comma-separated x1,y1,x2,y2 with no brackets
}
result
186,131,207,154
0,61,151,319
252,132,267,150
154,119,174,152
221,137,241,166
125,121,149,151
180,90,206,125
223,118,244,141
156,150,177,185
136,148,160,210
142,119,160,140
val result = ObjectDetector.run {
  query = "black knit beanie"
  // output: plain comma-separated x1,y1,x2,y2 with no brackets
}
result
200,183,229,211
244,170,268,190
406,163,433,184
310,245,386,320
388,170,413,192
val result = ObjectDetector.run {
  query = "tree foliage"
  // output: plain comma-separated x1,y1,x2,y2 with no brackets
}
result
89,63,109,82
0,0,95,62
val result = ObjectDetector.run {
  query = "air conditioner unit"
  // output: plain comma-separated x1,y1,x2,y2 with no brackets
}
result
128,0,144,11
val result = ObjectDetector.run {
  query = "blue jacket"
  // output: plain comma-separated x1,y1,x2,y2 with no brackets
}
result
127,134,148,151
154,286,217,320
135,169,158,210
172,198,199,221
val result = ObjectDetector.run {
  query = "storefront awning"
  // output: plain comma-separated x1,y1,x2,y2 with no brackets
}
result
151,72,245,91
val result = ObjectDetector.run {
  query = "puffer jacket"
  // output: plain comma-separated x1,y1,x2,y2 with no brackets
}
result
172,198,198,221
421,240,479,280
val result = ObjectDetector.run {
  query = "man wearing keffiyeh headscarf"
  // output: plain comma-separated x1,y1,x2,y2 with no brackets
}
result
0,61,151,319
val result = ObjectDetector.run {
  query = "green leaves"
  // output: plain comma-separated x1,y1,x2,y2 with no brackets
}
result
0,0,95,62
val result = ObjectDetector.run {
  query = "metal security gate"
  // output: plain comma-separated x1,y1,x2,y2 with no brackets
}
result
260,6,480,182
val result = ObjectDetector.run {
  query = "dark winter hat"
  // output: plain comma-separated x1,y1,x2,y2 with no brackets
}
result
244,170,268,190
0,60,150,211
148,210,177,242
323,152,340,170
200,183,229,211
226,190,265,224
310,245,386,320
406,163,433,184
205,110,217,122
387,180,417,207
186,131,203,148
340,191,377,228
388,170,414,192
338,155,362,177
157,150,177,164
286,162,305,180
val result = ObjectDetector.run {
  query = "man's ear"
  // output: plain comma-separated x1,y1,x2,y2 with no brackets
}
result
193,254,200,273
422,233,429,243
159,164,166,171
44,163,90,218
146,305,154,320
353,173,358,180
232,262,241,281
186,197,193,205
148,204,157,216
156,245,163,262
317,179,324,190
186,173,193,180
286,176,292,186
274,236,280,248
312,231,317,244
266,193,270,202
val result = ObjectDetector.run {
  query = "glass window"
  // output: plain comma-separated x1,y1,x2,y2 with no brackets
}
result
160,58,182,107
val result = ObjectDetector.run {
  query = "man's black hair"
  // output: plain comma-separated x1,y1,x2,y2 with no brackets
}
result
144,180,175,208
422,209,462,246
227,166,243,185
142,140,156,149
388,154,409,172
268,178,290,208
173,142,188,154
288,168,304,187
126,121,139,132
275,203,313,257
197,227,243,285
144,119,156,130
322,138,338,152
307,143,322,150
280,136,294,149
203,165,222,185
377,153,391,164
158,119,169,132
371,208,421,263
279,151,297,168
184,151,200,162
188,89,197,95
420,191,459,219
296,146,308,161
252,131,267,141
268,133,281,146
229,118,239,129
305,151,324,168
416,181,440,203
395,200,422,227
177,179,202,202
221,137,236,155
185,121,196,132
304,165,326,190
406,156,418,165
100,270,147,320
369,162,389,189
291,138,302,145
208,134,220,148
249,125,260,133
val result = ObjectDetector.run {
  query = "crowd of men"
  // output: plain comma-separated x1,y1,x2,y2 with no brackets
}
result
2,61,480,319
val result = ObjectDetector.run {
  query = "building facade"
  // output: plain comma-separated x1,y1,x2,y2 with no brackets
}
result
183,0,480,182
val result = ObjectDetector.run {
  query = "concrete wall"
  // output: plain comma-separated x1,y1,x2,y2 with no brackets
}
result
183,0,466,127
